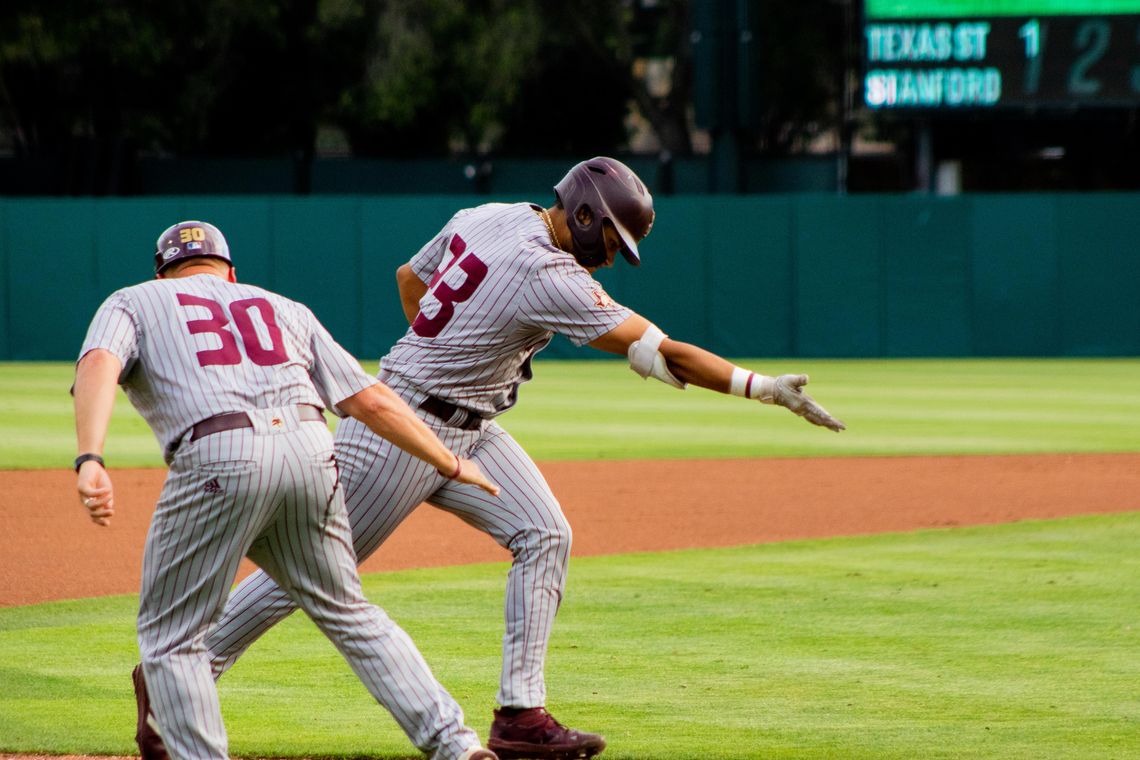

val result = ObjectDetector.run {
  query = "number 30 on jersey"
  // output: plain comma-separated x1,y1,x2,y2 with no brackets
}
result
177,294,288,368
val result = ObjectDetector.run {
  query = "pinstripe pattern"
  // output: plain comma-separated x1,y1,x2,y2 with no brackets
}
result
208,394,569,708
382,203,631,416
82,276,485,760
80,275,373,462
206,203,624,713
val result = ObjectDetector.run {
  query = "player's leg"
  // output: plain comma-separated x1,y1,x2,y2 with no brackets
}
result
430,423,569,707
204,415,445,678
429,423,605,758
137,439,281,760
245,424,486,760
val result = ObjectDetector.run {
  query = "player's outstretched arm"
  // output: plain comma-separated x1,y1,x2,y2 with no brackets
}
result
338,384,501,495
73,349,121,525
589,314,846,432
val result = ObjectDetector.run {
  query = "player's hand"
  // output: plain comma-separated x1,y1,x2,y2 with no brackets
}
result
766,374,846,432
77,461,115,526
455,458,501,497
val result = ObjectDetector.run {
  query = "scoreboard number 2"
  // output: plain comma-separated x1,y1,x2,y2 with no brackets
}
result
1069,19,1110,96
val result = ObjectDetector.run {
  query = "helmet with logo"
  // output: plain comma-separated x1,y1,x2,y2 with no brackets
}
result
553,157,654,268
154,221,232,275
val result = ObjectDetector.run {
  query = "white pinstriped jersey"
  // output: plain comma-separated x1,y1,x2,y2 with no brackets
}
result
80,274,375,461
381,202,632,416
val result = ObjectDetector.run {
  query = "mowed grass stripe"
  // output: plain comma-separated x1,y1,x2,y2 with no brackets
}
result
2,357,1139,467
1,512,1137,759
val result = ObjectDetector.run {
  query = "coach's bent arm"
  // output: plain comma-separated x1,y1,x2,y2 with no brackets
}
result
338,383,500,496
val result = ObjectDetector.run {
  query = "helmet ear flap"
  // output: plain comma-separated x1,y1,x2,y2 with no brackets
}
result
575,203,594,229
569,202,606,267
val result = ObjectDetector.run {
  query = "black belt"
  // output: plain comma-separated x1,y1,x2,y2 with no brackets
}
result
418,395,485,431
190,405,325,441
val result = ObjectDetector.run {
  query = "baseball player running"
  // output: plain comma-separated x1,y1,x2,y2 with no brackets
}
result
143,159,844,760
74,221,503,760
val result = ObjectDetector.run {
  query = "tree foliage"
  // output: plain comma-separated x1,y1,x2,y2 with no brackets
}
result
0,0,846,162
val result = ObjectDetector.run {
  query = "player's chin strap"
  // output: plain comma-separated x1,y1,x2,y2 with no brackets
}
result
628,324,686,389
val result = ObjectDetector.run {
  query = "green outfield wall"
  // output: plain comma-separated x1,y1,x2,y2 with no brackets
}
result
2,194,1137,361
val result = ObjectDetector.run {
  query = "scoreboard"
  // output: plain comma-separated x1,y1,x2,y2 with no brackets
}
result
864,0,1140,109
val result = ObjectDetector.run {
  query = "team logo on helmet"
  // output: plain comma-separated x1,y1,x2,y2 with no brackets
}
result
163,247,180,259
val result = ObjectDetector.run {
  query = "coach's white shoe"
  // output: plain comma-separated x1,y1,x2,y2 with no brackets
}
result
458,747,499,760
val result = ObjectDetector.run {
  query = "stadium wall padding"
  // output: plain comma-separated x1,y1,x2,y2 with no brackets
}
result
3,193,1137,362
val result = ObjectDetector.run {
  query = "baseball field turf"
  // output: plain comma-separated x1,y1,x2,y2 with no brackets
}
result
2,357,1137,467
1,357,1138,759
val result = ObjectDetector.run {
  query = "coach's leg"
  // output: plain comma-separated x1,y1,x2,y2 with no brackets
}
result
138,444,278,760
205,415,440,678
429,423,571,709
244,426,483,760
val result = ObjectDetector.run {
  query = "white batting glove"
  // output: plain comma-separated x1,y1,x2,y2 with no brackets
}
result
760,374,846,432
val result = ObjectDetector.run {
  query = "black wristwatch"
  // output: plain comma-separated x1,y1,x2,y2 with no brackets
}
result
74,453,105,472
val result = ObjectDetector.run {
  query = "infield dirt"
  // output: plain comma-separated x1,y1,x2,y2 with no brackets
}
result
4,453,1138,607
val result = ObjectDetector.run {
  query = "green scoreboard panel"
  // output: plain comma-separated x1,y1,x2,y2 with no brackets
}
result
864,0,1140,108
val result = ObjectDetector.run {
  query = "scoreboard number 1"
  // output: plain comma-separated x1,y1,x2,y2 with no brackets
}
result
1019,19,1043,94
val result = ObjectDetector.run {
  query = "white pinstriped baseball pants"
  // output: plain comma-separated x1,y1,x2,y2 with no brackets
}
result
205,391,572,711
138,408,478,760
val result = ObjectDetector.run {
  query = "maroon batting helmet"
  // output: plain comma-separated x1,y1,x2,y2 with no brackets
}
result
154,221,232,275
554,157,654,268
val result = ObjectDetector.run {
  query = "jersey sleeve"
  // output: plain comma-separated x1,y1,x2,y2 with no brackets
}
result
408,224,455,283
78,290,140,383
305,311,380,417
518,257,633,346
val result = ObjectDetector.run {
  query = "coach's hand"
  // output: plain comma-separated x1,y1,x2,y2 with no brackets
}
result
77,461,116,526
455,458,501,497
762,374,846,432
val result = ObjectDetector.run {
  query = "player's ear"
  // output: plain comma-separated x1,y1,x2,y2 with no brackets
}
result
227,266,237,283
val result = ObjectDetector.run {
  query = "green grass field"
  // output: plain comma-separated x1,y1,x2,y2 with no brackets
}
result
2,514,1137,759
3,357,1139,468
1,357,1138,758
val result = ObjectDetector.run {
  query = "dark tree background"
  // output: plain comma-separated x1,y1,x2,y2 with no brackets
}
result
2,0,1138,193
0,1,842,159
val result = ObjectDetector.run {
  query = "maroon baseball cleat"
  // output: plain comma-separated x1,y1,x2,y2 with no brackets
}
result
131,665,170,760
488,707,605,759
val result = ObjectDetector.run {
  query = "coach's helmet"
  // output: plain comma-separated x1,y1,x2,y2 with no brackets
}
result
554,157,654,268
154,221,232,275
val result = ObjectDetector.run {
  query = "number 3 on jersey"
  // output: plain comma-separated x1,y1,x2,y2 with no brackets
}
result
413,234,488,338
177,293,288,367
